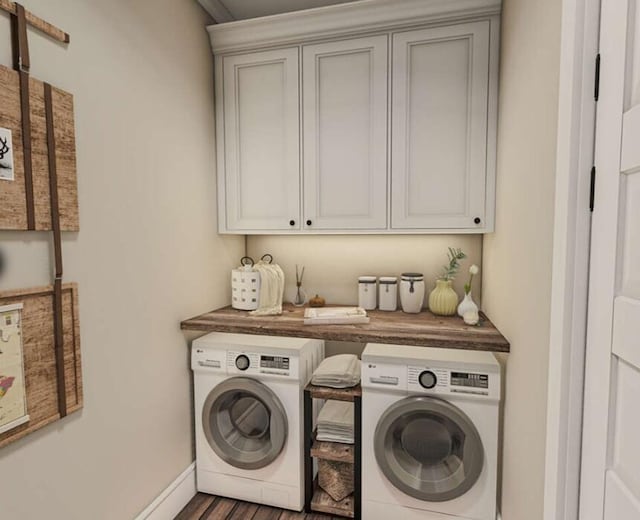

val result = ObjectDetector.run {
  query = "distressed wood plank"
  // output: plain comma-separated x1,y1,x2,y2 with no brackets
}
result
311,437,354,463
201,496,237,518
175,493,339,519
228,501,260,519
278,511,307,519
181,304,509,353
310,480,354,518
306,385,361,402
0,0,70,43
252,505,282,520
174,493,215,520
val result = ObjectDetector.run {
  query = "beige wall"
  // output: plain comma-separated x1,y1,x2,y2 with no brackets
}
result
482,0,562,518
247,235,483,307
0,1,243,518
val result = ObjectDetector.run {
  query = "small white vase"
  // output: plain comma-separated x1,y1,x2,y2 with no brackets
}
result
457,291,479,318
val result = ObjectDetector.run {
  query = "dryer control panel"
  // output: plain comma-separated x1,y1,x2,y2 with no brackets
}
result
363,362,500,400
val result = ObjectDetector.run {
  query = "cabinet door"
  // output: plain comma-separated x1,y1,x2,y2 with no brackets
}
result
391,22,490,230
302,36,388,230
221,48,300,231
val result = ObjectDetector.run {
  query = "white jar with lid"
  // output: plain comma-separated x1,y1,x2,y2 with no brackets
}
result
358,276,377,310
378,277,398,311
399,273,425,313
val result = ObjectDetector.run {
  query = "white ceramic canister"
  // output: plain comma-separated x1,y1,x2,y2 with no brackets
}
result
378,277,398,311
399,273,425,313
358,276,377,310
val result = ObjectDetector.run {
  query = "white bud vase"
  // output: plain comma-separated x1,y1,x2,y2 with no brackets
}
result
457,291,479,318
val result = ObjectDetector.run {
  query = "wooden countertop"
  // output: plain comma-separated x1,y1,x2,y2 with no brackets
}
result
180,304,510,353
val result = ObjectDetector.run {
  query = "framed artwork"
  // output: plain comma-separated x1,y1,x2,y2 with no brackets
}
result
0,303,29,434
0,127,14,182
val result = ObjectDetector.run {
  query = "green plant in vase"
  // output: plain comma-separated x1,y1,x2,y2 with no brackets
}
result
429,248,466,316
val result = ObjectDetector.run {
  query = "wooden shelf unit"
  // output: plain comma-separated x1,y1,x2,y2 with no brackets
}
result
304,384,362,520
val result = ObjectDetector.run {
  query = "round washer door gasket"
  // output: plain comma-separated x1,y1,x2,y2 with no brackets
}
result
374,395,484,502
202,377,288,470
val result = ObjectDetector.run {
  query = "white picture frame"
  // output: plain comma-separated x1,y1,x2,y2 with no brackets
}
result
0,127,15,182
0,303,30,434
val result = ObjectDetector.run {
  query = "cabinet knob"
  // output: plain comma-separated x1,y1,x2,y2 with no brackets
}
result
289,220,296,226
474,217,482,225
306,219,313,226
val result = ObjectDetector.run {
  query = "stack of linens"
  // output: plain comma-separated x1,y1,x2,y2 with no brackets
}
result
311,354,360,388
316,400,354,444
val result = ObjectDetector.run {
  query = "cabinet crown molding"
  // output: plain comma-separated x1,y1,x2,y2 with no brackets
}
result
207,0,501,54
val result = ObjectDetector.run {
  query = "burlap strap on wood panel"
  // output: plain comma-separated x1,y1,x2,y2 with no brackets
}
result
44,82,67,418
10,3,35,230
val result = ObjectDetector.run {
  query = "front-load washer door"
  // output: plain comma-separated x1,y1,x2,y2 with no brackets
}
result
202,377,288,470
374,396,483,502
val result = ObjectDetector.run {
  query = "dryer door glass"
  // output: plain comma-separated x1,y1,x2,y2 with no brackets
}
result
202,377,288,470
374,396,483,502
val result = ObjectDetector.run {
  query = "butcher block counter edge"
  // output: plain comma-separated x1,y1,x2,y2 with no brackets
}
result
180,304,510,353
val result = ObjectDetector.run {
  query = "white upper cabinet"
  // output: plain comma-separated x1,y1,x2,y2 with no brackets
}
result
302,36,388,230
391,22,491,230
209,0,501,234
218,48,300,231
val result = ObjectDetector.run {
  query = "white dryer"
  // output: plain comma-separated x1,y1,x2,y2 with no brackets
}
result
192,332,323,511
362,343,501,520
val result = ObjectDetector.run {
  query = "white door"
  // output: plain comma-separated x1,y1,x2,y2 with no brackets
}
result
580,1,640,518
220,48,300,232
302,36,388,230
391,22,490,231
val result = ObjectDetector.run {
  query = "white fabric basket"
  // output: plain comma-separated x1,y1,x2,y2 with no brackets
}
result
231,267,261,310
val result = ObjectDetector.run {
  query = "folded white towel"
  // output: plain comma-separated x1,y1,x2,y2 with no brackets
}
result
311,354,360,388
317,401,354,444
249,262,285,316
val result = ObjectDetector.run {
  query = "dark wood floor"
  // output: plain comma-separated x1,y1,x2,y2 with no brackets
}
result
175,493,340,520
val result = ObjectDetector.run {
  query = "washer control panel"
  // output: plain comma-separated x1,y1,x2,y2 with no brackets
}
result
408,366,492,397
451,371,489,389
418,370,437,389
226,351,294,378
235,354,250,371
408,365,449,392
260,355,290,370
363,359,499,400
192,348,225,371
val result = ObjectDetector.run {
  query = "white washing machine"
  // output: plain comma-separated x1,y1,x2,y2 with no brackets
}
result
362,343,501,520
192,332,324,511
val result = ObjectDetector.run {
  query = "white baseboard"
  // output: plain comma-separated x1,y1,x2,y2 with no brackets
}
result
135,462,197,520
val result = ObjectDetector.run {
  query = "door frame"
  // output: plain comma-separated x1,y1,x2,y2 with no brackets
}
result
544,0,601,518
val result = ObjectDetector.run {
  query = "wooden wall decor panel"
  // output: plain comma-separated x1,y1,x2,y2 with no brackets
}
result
0,283,82,449
0,64,79,231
